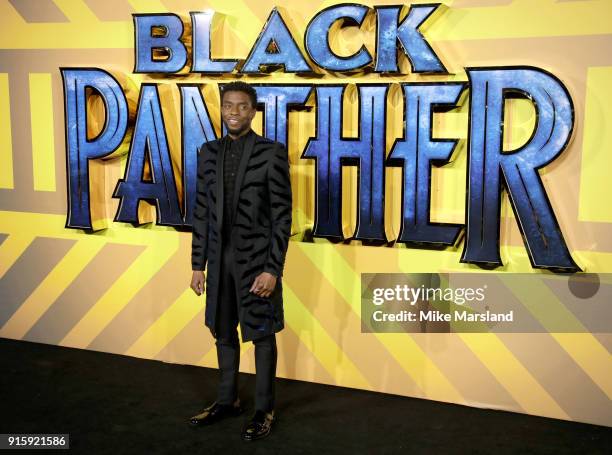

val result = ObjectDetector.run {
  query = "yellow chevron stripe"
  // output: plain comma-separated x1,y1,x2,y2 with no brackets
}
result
576,251,612,273
288,243,415,388
499,275,612,399
126,288,204,358
0,233,34,279
60,237,178,348
0,73,13,189
237,342,255,370
0,211,176,243
299,242,463,401
2,0,611,49
429,0,612,40
0,1,132,49
205,0,263,47
374,332,461,401
551,333,612,400
0,211,604,272
197,346,218,368
498,275,590,333
457,333,570,419
52,0,98,23
310,0,612,41
394,247,602,417
579,66,612,223
283,281,372,390
29,73,56,192
196,336,253,368
127,0,168,13
193,250,376,387
0,212,180,349
0,238,105,339
395,247,579,415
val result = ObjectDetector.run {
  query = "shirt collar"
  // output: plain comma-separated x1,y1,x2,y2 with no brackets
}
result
226,128,254,146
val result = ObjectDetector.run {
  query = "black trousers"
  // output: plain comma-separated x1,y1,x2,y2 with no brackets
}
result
214,227,277,413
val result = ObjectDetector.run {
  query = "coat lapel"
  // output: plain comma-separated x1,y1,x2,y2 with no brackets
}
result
231,131,256,228
216,137,227,232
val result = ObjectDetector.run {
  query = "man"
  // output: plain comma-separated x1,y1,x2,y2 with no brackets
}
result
188,81,292,441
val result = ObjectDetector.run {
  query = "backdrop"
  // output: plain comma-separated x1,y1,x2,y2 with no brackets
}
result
0,0,610,427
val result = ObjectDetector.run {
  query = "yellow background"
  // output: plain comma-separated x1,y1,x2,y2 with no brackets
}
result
0,0,610,427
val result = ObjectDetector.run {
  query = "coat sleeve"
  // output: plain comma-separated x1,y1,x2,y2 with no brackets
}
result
263,141,293,278
191,144,210,272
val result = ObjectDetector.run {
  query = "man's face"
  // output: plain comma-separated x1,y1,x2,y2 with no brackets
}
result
221,90,256,137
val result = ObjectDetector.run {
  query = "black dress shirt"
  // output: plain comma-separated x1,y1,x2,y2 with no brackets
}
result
222,129,254,239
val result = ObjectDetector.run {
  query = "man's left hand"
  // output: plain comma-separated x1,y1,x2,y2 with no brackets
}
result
250,272,277,298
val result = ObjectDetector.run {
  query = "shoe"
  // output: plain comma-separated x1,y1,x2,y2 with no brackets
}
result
189,399,243,426
241,409,275,441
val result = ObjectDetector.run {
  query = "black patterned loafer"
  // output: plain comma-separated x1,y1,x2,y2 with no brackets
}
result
241,410,275,441
189,400,243,426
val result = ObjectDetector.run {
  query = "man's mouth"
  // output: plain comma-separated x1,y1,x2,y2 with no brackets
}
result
228,119,239,126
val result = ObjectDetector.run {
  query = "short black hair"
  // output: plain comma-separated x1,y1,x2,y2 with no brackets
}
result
220,81,257,108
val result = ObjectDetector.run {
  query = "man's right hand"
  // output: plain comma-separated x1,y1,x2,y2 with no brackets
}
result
191,270,205,296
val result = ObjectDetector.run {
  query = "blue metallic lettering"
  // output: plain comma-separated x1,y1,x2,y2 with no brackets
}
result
462,67,580,272
61,68,128,229
113,84,183,226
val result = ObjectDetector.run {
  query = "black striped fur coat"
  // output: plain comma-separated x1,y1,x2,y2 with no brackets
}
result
191,131,292,342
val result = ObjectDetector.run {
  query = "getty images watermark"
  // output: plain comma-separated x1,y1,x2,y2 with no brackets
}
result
372,283,492,322
361,273,610,333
